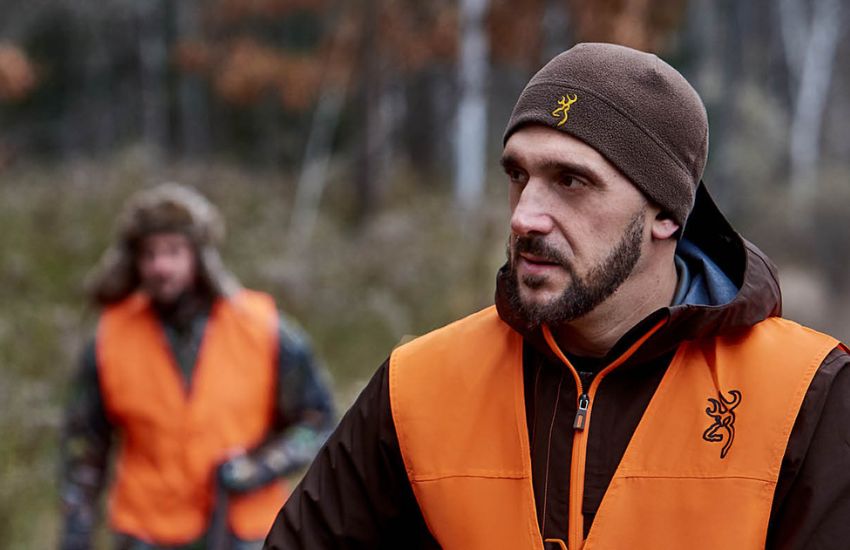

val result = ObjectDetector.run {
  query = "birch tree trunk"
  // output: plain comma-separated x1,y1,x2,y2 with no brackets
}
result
778,0,843,206
454,0,490,210
288,30,350,252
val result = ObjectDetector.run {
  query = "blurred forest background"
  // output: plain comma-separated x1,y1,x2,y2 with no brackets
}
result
1,0,848,547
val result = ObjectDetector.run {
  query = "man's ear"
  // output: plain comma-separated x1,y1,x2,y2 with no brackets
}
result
651,212,680,241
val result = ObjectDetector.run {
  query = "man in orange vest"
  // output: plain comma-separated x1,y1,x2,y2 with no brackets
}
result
59,183,335,550
265,44,850,549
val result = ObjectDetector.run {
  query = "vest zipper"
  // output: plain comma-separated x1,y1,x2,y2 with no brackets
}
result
542,319,666,550
573,393,589,430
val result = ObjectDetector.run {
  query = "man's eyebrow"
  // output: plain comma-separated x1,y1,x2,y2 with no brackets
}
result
499,153,599,181
499,154,520,170
539,159,598,181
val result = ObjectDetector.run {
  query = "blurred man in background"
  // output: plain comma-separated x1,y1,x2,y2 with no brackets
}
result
265,43,850,549
59,183,334,550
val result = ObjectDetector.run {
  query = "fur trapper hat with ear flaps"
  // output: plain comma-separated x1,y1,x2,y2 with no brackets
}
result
85,183,240,305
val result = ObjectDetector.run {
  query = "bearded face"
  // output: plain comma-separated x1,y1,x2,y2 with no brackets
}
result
136,232,198,306
501,126,657,327
505,211,645,326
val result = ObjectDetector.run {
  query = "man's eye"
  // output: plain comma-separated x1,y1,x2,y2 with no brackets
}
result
560,175,584,188
506,169,525,183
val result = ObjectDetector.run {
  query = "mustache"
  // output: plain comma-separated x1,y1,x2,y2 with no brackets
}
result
511,235,572,270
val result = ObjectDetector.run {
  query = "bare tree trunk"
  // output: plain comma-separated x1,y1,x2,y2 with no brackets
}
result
288,34,350,253
288,85,346,250
354,0,383,224
176,0,210,159
77,6,116,158
404,68,440,180
685,0,738,205
454,0,490,210
541,0,571,63
778,0,806,94
137,0,170,166
778,0,843,206
256,95,285,168
689,0,723,102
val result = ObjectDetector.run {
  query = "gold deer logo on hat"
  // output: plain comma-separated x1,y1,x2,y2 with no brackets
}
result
552,94,578,126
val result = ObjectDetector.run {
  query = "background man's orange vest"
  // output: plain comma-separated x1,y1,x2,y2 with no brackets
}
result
97,290,287,544
390,307,838,549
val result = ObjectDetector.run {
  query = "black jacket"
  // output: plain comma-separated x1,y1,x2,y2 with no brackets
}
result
265,185,850,549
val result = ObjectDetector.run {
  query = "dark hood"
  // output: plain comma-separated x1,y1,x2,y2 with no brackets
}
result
495,181,782,365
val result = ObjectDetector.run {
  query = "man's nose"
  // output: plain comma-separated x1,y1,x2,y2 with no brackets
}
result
510,180,554,237
149,253,174,273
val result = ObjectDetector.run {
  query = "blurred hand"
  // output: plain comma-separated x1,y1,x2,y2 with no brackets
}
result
217,453,276,494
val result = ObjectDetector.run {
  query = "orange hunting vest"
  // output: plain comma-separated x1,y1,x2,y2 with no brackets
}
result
389,306,838,550
97,290,287,545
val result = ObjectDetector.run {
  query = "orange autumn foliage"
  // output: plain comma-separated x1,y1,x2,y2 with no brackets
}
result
214,38,288,104
487,0,686,68
179,0,686,112
377,1,458,72
0,44,37,102
211,38,323,110
174,40,215,75
568,0,686,52
488,0,546,67
193,1,461,110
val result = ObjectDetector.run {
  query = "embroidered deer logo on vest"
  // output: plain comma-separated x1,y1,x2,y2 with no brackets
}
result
702,389,742,459
552,94,578,126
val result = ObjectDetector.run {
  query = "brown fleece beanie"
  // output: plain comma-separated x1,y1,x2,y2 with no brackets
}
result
504,43,708,226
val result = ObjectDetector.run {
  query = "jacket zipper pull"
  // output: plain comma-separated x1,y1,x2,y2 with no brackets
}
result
573,393,590,430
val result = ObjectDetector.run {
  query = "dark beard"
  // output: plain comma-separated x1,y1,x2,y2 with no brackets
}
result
505,212,645,326
151,288,211,331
